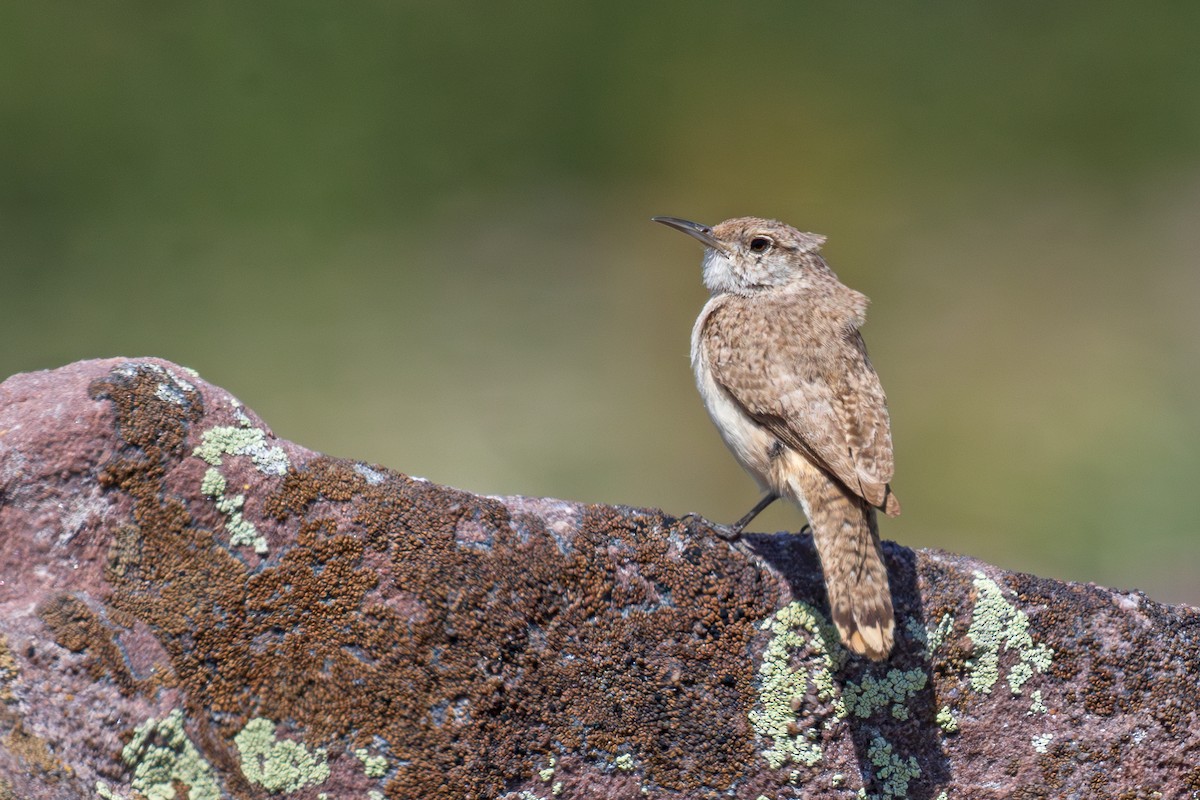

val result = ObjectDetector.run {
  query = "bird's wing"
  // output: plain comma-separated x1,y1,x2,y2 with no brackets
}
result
703,294,899,514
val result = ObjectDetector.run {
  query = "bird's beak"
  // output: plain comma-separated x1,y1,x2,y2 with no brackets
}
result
652,216,729,254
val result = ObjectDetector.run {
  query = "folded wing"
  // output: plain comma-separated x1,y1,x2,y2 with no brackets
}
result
703,294,900,515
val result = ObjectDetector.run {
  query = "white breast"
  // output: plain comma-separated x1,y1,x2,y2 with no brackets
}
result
690,300,777,491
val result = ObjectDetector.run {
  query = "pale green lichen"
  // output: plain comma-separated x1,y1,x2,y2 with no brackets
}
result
842,668,927,720
1031,733,1054,753
200,458,267,554
354,747,388,778
200,468,269,554
867,735,920,798
235,717,329,793
118,710,220,800
966,572,1053,695
936,706,959,733
615,753,635,771
904,612,953,653
369,792,384,800
753,604,941,783
214,493,242,515
214,493,267,553
200,467,226,497
903,617,925,644
96,782,125,799
1028,689,1047,715
552,782,563,796
749,601,847,769
539,767,555,782
926,613,954,651
194,425,289,475
1007,661,1032,693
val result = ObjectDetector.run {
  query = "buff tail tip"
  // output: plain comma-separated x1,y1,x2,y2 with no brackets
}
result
835,615,895,661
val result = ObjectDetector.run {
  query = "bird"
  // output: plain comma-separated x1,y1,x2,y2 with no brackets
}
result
653,215,900,660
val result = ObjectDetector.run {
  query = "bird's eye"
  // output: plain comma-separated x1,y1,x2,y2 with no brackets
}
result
749,236,773,253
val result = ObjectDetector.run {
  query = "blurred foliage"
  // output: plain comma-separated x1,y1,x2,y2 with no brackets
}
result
2,2,1198,603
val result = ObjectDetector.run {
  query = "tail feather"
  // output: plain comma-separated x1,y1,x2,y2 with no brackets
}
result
792,472,894,660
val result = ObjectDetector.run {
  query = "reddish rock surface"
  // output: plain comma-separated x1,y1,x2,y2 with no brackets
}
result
0,358,1197,799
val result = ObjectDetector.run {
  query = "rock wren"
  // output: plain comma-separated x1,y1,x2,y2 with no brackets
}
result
653,215,901,660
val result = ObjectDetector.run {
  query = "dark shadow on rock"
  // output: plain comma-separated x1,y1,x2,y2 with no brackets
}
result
743,530,951,799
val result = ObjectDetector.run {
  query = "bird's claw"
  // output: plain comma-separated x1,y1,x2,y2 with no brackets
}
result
680,513,743,542
711,523,744,542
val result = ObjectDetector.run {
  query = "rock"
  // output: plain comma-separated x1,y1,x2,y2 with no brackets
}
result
0,357,1196,799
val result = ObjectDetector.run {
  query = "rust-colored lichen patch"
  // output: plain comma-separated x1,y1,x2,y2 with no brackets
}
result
0,637,16,705
1,717,62,779
37,594,137,695
89,362,203,456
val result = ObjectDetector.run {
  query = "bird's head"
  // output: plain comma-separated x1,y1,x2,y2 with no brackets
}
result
652,216,828,296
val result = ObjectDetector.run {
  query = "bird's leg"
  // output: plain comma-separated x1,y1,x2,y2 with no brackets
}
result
733,493,778,532
706,493,779,541
681,493,781,541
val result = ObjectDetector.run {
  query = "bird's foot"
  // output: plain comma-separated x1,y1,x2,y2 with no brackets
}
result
710,522,744,542
680,513,743,542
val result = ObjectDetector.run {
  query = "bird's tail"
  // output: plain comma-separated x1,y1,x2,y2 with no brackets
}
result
791,472,894,660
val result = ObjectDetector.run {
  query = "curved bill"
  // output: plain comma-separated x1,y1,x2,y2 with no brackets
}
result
651,216,728,253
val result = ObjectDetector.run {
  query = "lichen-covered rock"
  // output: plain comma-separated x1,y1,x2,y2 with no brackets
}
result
0,358,1196,799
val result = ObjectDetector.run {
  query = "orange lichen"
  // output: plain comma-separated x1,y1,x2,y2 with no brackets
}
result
1,718,63,779
37,595,137,695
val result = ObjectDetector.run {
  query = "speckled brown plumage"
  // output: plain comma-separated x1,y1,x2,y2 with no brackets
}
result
657,215,900,659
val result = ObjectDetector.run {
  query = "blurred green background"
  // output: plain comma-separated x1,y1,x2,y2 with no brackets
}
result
3,3,1198,603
